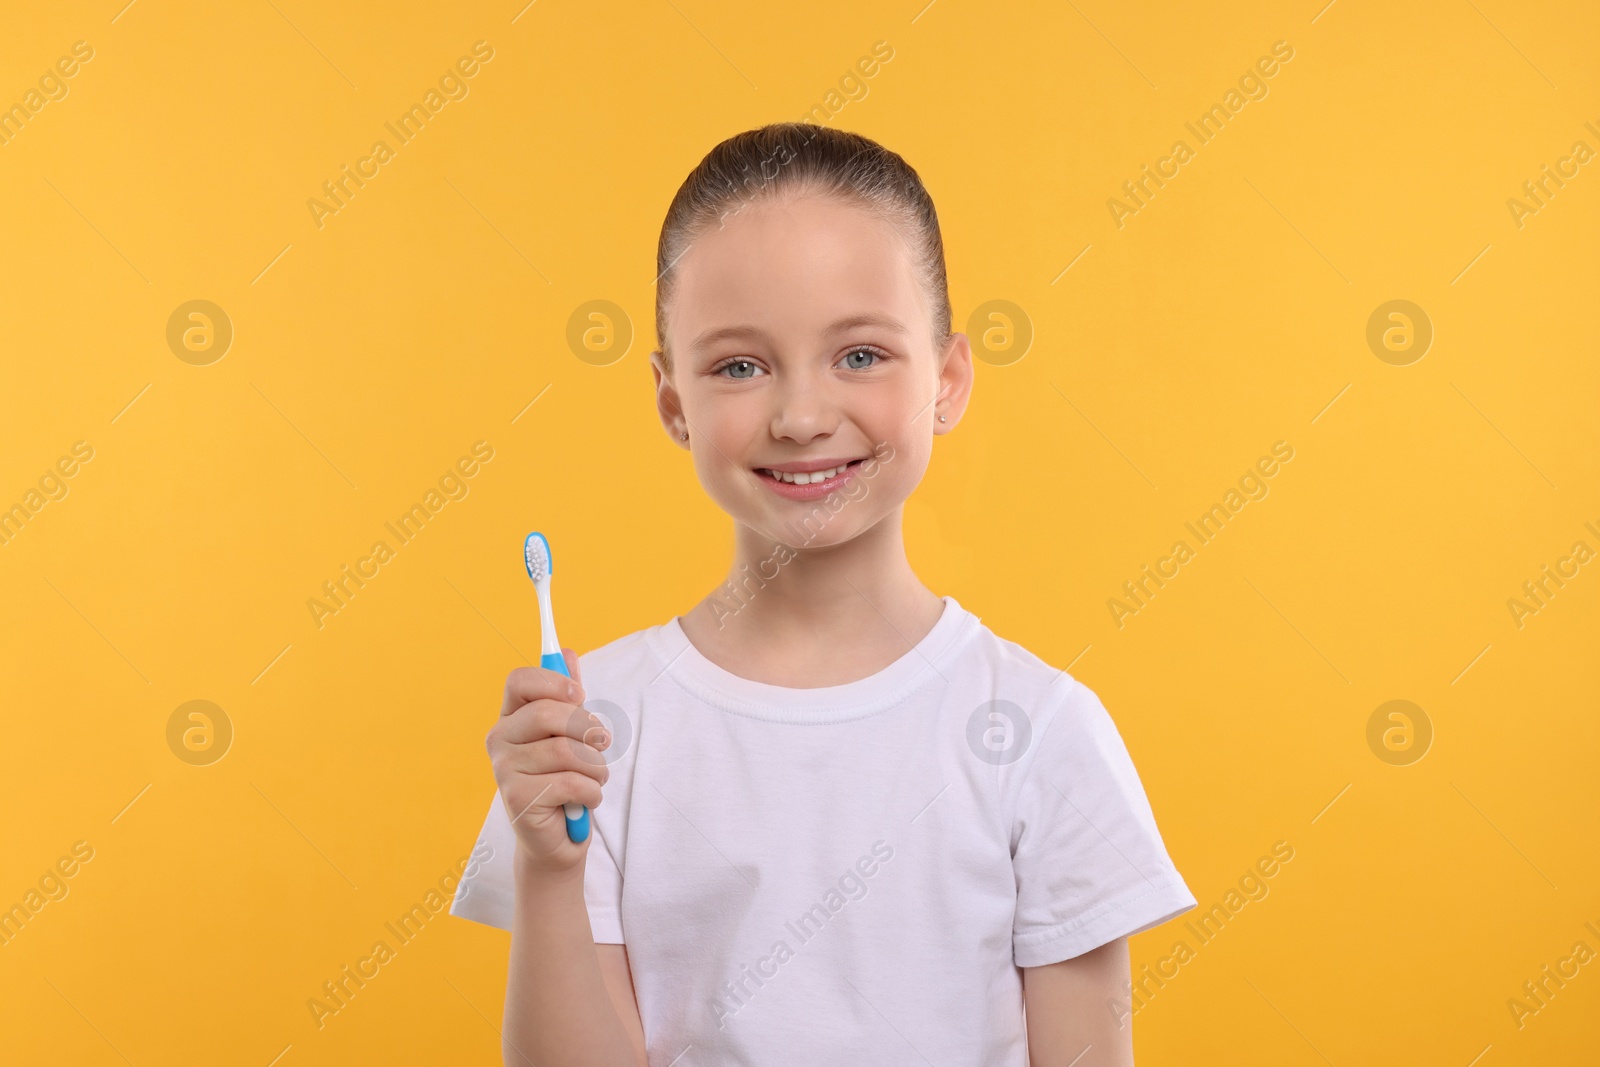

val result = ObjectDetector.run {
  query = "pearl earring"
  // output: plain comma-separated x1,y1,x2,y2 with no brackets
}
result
938,414,947,422
680,430,689,440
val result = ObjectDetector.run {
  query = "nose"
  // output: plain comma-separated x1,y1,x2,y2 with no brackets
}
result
768,370,839,445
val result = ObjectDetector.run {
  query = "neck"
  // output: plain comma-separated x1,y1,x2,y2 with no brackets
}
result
680,507,945,687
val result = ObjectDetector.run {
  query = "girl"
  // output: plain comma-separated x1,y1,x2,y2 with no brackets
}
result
453,123,1196,1066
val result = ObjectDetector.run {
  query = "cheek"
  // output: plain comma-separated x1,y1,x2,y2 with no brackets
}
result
688,424,765,520
690,384,766,435
871,415,930,483
875,444,930,505
833,437,928,530
683,394,751,464
691,446,744,505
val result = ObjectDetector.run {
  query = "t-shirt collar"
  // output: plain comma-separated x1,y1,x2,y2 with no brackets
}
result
645,595,977,723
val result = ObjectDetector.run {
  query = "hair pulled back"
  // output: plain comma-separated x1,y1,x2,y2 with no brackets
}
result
654,122,951,370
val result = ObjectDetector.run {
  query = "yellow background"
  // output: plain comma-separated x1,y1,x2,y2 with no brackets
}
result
1,0,1596,1063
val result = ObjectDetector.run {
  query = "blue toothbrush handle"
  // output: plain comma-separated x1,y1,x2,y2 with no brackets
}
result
542,651,590,843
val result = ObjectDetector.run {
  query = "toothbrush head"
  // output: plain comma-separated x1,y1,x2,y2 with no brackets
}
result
524,531,553,583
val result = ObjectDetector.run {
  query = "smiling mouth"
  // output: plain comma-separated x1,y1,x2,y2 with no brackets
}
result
754,458,868,485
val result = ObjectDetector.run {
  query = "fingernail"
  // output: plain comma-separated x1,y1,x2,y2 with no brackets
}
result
568,682,581,701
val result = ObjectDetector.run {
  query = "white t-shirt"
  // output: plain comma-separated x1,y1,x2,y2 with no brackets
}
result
452,595,1195,1065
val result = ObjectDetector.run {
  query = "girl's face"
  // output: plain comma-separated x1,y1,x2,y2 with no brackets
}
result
651,193,972,550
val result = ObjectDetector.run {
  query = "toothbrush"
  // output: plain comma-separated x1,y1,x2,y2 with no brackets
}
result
523,531,590,844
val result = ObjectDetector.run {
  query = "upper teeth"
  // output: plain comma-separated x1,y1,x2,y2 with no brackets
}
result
764,464,848,484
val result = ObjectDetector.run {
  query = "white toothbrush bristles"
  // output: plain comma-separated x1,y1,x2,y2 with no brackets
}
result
525,534,550,583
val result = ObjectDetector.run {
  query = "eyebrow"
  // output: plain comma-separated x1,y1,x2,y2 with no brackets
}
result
689,313,909,352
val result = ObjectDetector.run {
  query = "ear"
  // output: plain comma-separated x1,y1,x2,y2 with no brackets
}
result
650,350,689,448
933,331,975,434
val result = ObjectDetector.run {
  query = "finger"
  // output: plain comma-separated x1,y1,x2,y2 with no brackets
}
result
495,735,611,783
496,699,611,752
503,771,604,825
501,665,582,718
562,647,584,693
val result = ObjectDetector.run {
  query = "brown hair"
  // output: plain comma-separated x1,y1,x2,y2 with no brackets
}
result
654,122,952,371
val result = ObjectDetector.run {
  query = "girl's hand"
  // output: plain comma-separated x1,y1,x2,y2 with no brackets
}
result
487,649,611,877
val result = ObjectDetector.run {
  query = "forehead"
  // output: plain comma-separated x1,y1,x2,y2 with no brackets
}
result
668,194,927,352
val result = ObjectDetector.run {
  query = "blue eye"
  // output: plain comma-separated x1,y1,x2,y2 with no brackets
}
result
717,359,761,379
714,350,882,377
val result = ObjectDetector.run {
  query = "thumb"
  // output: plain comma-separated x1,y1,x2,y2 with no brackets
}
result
561,646,584,693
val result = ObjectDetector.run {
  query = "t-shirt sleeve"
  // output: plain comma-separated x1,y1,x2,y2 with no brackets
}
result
1010,681,1196,968
582,812,626,944
449,789,627,944
449,790,518,929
